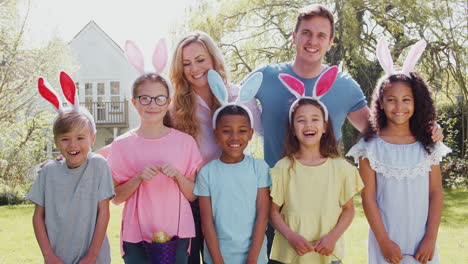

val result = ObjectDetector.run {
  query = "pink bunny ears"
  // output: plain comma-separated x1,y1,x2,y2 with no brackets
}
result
125,39,168,73
377,38,427,78
279,66,339,123
38,72,96,134
125,39,173,96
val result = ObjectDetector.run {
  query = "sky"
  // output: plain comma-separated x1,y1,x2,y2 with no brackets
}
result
19,0,197,53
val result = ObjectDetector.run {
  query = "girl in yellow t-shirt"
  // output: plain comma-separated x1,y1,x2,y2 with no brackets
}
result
269,67,363,264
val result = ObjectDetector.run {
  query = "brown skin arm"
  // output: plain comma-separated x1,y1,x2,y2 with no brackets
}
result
414,165,443,263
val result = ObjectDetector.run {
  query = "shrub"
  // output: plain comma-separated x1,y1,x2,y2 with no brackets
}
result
438,104,467,189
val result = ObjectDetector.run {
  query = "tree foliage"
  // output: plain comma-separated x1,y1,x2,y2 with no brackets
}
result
0,0,75,198
177,0,467,157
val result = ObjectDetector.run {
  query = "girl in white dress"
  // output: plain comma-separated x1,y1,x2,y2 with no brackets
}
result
347,39,450,264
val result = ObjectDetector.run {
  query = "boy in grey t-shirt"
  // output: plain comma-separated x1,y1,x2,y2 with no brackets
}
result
28,74,114,264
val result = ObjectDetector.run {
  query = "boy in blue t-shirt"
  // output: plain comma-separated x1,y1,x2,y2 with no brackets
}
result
194,105,271,264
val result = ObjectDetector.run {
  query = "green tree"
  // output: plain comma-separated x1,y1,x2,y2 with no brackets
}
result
0,0,75,202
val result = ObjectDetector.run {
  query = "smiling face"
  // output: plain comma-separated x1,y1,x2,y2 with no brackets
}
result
293,103,327,149
380,81,414,127
55,125,95,168
292,16,334,68
131,80,170,124
182,41,214,91
214,114,253,164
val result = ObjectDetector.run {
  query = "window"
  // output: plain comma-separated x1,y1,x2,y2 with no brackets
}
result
85,83,92,96
84,83,93,109
111,81,120,95
111,81,121,110
97,83,105,96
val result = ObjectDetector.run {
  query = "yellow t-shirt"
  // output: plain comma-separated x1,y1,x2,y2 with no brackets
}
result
270,157,364,264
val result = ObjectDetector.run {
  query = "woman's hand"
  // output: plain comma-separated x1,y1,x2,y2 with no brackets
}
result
430,122,443,142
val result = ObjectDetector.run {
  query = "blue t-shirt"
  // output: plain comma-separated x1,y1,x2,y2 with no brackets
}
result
253,62,367,167
194,155,271,264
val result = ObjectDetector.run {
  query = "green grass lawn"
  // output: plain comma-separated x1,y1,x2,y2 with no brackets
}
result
0,189,466,263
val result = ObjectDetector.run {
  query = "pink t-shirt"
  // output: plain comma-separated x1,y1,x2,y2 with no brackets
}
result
107,128,202,247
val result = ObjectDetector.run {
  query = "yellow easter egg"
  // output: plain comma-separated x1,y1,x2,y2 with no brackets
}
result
152,230,171,243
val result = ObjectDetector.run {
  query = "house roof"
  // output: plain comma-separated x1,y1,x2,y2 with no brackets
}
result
69,20,124,54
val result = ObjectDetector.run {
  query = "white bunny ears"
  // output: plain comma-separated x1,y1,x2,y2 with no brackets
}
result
38,72,96,134
208,69,263,128
279,66,339,123
377,38,427,78
125,39,173,96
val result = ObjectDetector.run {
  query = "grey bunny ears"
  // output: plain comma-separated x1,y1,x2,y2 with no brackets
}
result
377,38,427,78
125,39,173,96
38,72,96,134
208,70,263,128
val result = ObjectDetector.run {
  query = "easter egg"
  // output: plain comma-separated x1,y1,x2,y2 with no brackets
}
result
152,231,171,243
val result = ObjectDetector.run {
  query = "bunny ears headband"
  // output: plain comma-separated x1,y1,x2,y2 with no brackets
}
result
125,39,173,96
279,66,339,123
377,38,427,79
38,72,96,134
208,69,263,128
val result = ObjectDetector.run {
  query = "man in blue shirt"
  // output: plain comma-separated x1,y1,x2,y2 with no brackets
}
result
252,4,369,168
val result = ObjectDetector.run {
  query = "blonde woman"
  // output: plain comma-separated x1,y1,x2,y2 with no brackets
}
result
170,31,230,164
169,31,260,264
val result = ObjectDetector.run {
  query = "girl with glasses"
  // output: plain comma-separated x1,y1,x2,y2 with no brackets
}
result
107,73,203,263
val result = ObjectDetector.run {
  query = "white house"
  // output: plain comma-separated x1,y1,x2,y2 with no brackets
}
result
68,21,140,150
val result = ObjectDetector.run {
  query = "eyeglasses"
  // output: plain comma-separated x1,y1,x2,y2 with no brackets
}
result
135,95,168,106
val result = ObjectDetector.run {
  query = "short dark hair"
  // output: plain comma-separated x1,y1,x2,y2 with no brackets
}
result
215,105,251,127
294,4,335,39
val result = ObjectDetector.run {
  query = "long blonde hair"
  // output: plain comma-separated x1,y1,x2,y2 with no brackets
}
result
169,31,228,139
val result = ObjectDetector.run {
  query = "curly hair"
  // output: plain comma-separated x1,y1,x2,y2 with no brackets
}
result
169,31,228,140
283,99,339,171
363,72,436,153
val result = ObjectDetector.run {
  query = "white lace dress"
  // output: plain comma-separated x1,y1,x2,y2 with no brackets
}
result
347,137,451,264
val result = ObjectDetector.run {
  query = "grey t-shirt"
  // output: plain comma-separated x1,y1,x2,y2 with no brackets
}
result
27,153,115,264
